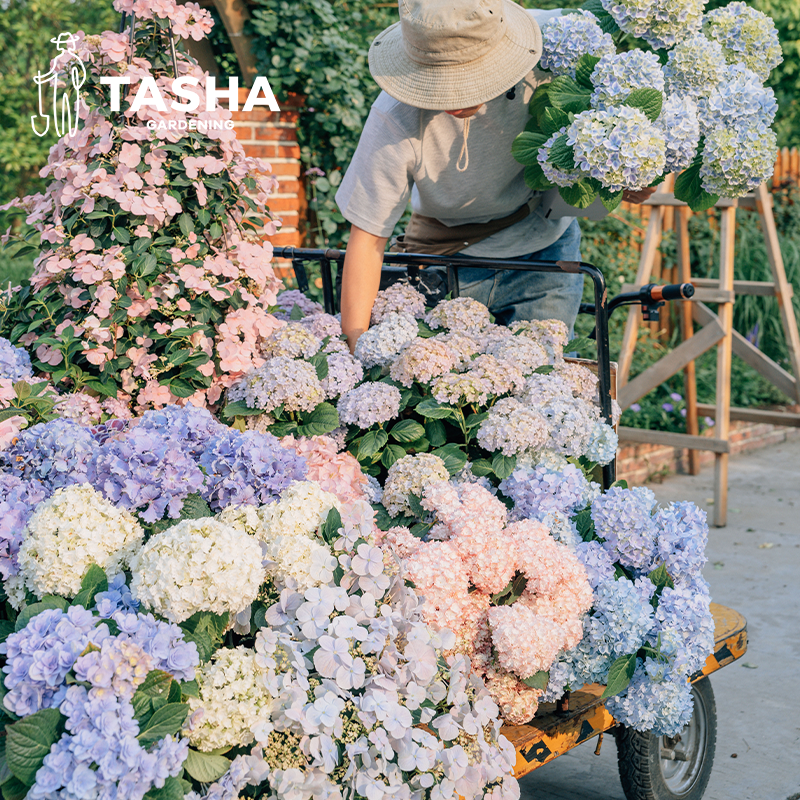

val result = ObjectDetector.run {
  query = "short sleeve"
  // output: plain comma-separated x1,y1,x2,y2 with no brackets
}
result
335,105,417,239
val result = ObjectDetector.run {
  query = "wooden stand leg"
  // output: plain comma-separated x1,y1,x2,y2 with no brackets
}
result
714,206,736,527
676,207,700,475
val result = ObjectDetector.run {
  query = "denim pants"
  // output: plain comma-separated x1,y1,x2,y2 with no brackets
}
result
455,219,584,333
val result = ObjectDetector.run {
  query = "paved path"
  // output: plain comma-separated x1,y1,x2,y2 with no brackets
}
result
519,438,800,800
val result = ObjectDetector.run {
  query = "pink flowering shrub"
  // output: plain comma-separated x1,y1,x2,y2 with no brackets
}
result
0,0,283,411
383,479,593,725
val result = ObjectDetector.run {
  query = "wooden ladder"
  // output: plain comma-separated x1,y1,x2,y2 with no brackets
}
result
615,182,800,527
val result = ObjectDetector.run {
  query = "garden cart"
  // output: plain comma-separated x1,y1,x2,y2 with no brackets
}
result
273,246,749,800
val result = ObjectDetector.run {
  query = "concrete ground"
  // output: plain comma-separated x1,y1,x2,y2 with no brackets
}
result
519,437,800,800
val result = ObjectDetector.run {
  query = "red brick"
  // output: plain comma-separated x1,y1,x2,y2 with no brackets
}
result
267,196,302,212
255,126,297,142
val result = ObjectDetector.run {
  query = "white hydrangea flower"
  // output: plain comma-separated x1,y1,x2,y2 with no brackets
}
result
228,356,324,413
371,283,427,324
130,516,264,623
486,336,549,376
663,33,726,101
700,125,778,198
509,319,569,363
424,297,490,334
540,10,616,78
354,312,418,368
585,421,619,465
477,398,549,457
656,94,700,173
17,484,143,599
382,454,450,517
602,0,705,50
703,1,782,81
263,322,322,359
186,647,272,752
589,51,665,111
568,106,666,191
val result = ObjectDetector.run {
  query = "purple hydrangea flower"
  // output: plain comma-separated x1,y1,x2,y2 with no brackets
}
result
500,462,599,521
92,573,140,618
199,429,306,510
135,404,228,459
654,501,708,582
90,418,129,444
0,338,33,381
89,427,206,524
0,475,48,579
592,486,659,571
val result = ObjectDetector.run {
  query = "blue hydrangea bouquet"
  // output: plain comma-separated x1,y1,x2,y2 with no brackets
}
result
512,0,782,211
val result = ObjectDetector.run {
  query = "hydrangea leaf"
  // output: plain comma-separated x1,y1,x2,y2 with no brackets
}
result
580,0,620,33
491,453,517,481
371,503,395,532
470,458,494,477
289,304,305,321
407,493,425,518
523,162,554,192
601,653,638,699
623,88,663,123
565,336,597,357
541,107,570,136
511,131,550,166
599,186,624,211
320,507,343,546
0,620,14,646
14,596,69,633
0,776,27,800
674,157,720,212
416,320,437,338
70,563,109,609
424,419,448,448
521,670,550,690
6,708,65,785
548,135,576,171
297,402,339,437
575,54,601,90
308,352,329,380
143,775,185,800
357,430,389,460
558,180,599,209
137,703,190,748
433,444,468,475
548,76,593,115
184,749,232,784
533,364,555,375
529,83,552,122
416,398,456,420
381,444,406,468
648,564,675,602
389,420,426,443
574,508,596,542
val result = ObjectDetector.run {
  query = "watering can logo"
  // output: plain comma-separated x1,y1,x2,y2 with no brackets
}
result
31,32,87,138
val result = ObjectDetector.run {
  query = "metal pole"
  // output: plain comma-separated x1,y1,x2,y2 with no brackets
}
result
319,257,336,315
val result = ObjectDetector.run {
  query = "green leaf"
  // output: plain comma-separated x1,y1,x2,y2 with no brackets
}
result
85,379,119,399
575,54,601,90
648,564,675,599
565,336,597,357
320,507,343,546
601,653,638,699
548,75,592,115
548,134,576,171
534,364,555,375
357,429,389,460
521,670,550,690
6,708,65,785
70,564,108,609
136,670,176,700
178,213,195,236
372,503,395,531
144,775,186,800
432,443,468,475
180,612,227,661
674,154,720,212
222,400,262,418
389,420,426,443
523,161,555,192
558,180,599,209
184,749,232,783
491,571,528,605
1,777,27,800
599,186,624,211
424,419,448,448
137,703,190,748
297,402,339,437
416,398,455,419
407,493,425,518
381,444,406,468
15,596,68,632
574,509,596,541
511,131,550,166
623,88,663,123
0,620,15,645
529,83,552,122
470,458,494,477
181,493,213,520
309,352,329,380
289,304,305,321
491,453,517,481
580,0,620,32
180,679,200,699
541,107,570,136
417,320,437,338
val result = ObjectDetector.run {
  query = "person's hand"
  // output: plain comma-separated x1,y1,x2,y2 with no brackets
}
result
622,187,658,204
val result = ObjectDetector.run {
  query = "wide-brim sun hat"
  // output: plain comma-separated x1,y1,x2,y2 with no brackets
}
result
368,0,542,111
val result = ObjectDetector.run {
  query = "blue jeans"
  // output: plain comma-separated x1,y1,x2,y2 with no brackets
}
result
455,219,584,333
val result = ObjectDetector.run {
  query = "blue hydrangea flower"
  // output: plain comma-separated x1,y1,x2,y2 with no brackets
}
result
592,486,659,571
575,540,617,589
0,475,48,579
90,418,129,444
136,405,227,459
0,338,33,381
654,501,707,582
92,573,140,617
1,419,95,494
656,94,700,173
539,11,616,78
602,0,705,51
703,1,783,81
589,51,665,110
90,427,206,524
700,125,777,198
700,63,777,134
568,106,666,192
199,429,307,510
663,33,725,100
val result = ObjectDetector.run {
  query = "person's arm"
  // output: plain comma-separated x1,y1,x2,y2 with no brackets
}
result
341,224,389,352
622,187,658,204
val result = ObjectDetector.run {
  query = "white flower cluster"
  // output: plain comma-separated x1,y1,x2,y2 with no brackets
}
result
477,398,549,457
424,297,490,334
130,516,264,623
383,454,451,517
337,382,402,429
589,51,665,111
263,322,321,359
228,356,324,413
17,484,143,599
486,335,549,375
371,282,427,324
700,126,778,197
703,1,782,81
354,312,418,368
186,646,273,752
602,0,705,50
657,94,701,173
539,10,616,78
568,106,666,191
389,338,458,387
258,481,340,590
663,33,726,100
510,319,569,362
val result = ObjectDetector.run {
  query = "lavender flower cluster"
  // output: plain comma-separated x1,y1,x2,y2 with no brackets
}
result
0,337,33,381
539,11,616,78
337,383,402,429
0,474,47,579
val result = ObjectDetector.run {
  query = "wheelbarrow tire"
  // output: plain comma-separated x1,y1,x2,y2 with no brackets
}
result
616,677,717,800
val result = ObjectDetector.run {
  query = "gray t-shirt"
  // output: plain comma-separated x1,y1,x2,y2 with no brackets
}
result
335,9,573,259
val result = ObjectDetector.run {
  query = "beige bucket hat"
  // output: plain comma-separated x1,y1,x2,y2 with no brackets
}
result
368,0,542,111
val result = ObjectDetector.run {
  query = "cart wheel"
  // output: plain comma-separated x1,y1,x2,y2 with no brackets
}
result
616,677,717,800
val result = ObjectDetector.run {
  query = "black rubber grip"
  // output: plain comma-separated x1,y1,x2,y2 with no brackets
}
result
659,283,694,301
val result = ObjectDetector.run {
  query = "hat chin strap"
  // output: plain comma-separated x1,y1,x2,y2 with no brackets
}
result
456,117,471,172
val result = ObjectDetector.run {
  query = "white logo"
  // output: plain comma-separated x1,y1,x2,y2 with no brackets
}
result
31,32,87,138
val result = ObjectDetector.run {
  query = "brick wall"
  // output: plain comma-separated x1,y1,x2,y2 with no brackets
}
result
616,421,800,485
230,90,306,279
